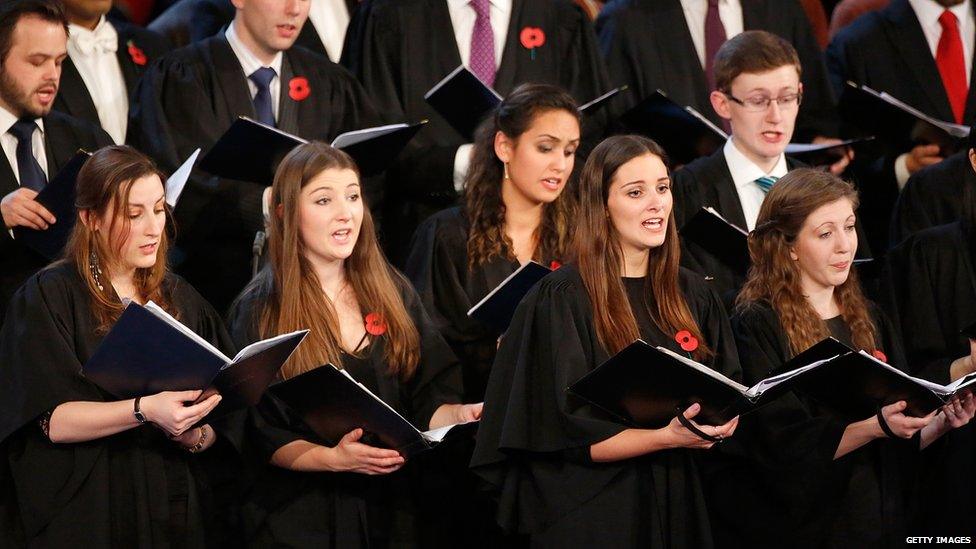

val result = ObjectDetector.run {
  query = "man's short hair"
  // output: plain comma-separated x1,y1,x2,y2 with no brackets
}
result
0,0,69,64
713,30,802,92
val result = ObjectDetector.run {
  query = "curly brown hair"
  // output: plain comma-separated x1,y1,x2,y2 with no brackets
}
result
463,83,579,270
735,168,878,356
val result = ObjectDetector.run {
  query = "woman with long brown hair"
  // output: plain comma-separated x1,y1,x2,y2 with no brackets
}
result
471,135,741,548
723,168,975,548
404,82,579,403
0,145,229,547
226,142,479,547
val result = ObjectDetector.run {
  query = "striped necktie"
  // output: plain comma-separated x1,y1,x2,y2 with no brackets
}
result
754,175,778,194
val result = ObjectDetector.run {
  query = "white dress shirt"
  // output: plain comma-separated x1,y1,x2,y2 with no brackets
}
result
308,0,350,63
908,0,974,83
447,0,513,191
226,22,284,123
680,0,744,69
722,138,788,231
0,105,49,184
67,16,128,144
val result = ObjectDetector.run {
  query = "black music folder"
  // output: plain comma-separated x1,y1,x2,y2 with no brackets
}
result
269,364,476,458
198,117,425,184
619,89,728,166
426,65,627,140
83,301,308,410
784,137,874,167
467,261,552,331
771,342,976,418
13,150,90,260
568,338,848,427
680,207,750,275
839,81,971,155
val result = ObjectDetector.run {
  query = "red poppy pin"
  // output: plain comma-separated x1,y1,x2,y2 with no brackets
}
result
126,40,147,66
549,260,562,270
871,349,888,363
675,330,699,353
520,26,545,60
288,76,311,101
364,312,387,336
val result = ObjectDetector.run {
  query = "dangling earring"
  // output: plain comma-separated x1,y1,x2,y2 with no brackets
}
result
503,163,511,180
89,248,104,292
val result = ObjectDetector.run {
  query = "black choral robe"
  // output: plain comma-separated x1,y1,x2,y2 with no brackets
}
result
890,152,974,246
347,0,611,264
721,300,919,548
596,0,839,141
224,275,463,547
0,262,235,547
471,264,741,548
0,111,112,324
882,221,976,537
404,206,564,402
129,33,380,312
53,20,170,141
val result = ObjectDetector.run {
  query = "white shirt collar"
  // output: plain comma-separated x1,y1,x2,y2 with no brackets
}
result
0,104,45,136
446,0,512,16
225,20,284,80
909,0,971,29
723,137,788,189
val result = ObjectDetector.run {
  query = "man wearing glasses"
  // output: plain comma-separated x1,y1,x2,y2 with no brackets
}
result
673,30,833,300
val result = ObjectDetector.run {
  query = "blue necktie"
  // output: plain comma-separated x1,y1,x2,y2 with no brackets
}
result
249,67,277,127
754,175,779,194
8,119,46,191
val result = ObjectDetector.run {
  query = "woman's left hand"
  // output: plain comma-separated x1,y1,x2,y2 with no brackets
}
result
940,391,976,430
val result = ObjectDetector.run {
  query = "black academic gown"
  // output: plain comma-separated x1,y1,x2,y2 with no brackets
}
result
146,0,359,57
826,0,976,253
347,0,611,265
720,300,920,548
403,206,563,402
0,262,235,548
471,264,741,548
224,276,464,548
129,33,380,313
881,220,976,537
890,152,974,246
53,20,170,141
0,111,112,325
596,0,838,141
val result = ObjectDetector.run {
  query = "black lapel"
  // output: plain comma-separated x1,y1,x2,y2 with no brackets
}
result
41,115,73,181
277,53,300,135
965,2,976,121
296,20,328,57
741,0,772,31
0,147,16,196
430,0,465,83
208,34,260,122
654,0,711,117
705,150,749,229
883,0,954,121
344,0,358,13
492,0,524,95
113,22,140,98
57,58,100,123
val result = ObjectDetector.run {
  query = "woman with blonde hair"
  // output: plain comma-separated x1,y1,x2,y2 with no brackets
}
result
226,142,479,547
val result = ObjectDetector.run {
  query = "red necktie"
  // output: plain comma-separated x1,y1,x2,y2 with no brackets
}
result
937,10,968,124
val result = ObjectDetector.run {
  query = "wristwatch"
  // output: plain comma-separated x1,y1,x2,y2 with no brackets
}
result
133,397,147,424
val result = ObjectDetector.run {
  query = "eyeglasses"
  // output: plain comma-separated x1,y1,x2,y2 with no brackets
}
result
723,91,803,112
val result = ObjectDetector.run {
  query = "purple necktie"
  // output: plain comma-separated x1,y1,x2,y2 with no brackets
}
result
469,0,496,87
704,0,727,91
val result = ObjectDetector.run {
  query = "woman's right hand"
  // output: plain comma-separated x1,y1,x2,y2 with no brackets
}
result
322,428,405,475
139,390,222,437
877,400,936,439
663,403,739,450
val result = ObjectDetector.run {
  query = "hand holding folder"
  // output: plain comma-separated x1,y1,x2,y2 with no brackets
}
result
83,301,308,419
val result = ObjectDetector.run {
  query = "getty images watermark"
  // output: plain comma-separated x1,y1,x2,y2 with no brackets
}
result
906,537,972,544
